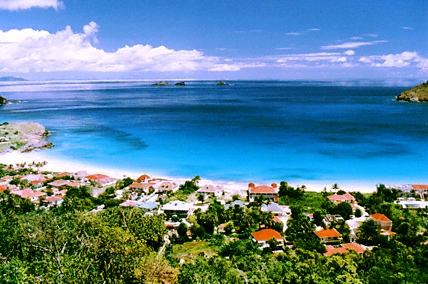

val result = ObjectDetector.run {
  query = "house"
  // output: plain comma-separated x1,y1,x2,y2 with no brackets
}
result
156,181,178,193
224,200,246,210
43,195,64,206
315,228,342,244
129,182,153,194
119,200,139,207
12,188,46,203
85,174,116,186
161,200,193,218
248,183,278,202
48,180,71,187
324,242,365,256
136,202,158,212
252,229,284,249
197,184,223,197
370,213,392,231
137,174,151,182
261,202,290,216
327,193,356,207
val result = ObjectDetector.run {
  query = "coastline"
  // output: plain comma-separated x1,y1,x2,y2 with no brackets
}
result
0,150,379,193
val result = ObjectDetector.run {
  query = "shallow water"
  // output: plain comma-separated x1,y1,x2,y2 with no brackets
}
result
1,80,427,185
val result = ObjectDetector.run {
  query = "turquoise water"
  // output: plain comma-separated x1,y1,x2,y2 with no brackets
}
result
0,80,427,184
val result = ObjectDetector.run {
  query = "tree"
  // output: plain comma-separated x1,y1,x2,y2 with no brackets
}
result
355,207,362,218
333,202,353,220
286,206,325,253
357,219,386,246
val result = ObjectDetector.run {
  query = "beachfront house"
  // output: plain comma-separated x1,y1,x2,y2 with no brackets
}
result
315,228,342,244
85,174,116,186
156,181,178,193
197,184,223,198
252,228,284,250
327,193,356,207
248,183,278,202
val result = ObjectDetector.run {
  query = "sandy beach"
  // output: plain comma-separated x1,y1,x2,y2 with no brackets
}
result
0,150,378,193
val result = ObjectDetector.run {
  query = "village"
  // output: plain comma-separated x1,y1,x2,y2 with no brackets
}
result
1,161,428,261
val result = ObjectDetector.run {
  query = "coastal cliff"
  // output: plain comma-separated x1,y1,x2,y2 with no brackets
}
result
0,122,53,154
396,81,428,102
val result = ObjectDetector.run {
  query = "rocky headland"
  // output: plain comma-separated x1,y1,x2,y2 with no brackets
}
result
396,81,428,102
0,122,53,154
0,96,7,105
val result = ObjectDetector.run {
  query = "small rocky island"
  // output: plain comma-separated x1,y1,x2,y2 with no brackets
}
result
0,122,53,154
396,81,428,102
0,96,7,105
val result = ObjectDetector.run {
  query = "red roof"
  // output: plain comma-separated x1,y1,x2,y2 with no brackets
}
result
0,185,7,193
324,243,365,256
250,185,277,194
85,174,115,183
370,213,391,222
44,195,63,203
252,229,282,241
273,216,282,223
412,184,428,190
315,228,342,238
327,193,355,202
129,182,150,189
342,242,365,254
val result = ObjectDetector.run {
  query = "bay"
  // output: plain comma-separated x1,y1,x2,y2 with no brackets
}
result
0,80,427,185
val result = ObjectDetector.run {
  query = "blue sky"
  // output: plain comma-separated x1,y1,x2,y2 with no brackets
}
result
0,0,427,80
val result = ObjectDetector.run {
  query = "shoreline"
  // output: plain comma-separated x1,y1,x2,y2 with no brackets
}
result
0,150,381,194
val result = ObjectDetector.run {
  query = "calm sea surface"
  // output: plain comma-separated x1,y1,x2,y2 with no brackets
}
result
1,80,427,185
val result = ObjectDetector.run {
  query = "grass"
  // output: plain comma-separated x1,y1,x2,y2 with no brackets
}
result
278,191,327,212
171,240,218,260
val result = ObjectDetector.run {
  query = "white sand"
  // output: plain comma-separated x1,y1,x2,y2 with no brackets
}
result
0,150,378,193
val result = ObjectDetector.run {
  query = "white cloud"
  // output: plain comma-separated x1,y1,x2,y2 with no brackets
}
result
0,0,63,10
285,32,302,36
401,26,414,30
83,22,99,44
358,51,427,68
285,28,320,36
350,36,364,40
0,23,241,73
321,40,387,50
344,50,355,56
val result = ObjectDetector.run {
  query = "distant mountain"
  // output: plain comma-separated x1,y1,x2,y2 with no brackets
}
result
396,81,428,102
0,76,26,82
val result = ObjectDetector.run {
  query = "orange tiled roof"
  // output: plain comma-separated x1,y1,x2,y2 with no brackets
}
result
370,213,391,222
0,185,7,193
129,182,150,189
44,195,63,203
324,246,349,256
250,185,277,194
315,228,341,238
412,184,428,190
252,229,282,241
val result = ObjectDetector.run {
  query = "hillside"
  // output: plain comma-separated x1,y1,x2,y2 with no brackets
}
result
396,81,428,102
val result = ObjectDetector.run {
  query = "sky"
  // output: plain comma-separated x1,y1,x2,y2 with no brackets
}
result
0,0,427,80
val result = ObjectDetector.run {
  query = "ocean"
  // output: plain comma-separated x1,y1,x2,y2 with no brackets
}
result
0,80,427,186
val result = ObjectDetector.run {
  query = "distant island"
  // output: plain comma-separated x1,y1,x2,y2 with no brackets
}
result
396,81,428,102
0,121,53,153
0,76,26,82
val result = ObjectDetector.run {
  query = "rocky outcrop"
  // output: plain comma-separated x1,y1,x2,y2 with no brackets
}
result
152,81,169,86
0,96,8,105
216,81,228,86
0,122,53,154
396,81,428,102
175,81,186,86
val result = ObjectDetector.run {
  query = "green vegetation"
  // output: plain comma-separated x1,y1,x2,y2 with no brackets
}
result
2,163,428,283
397,80,428,102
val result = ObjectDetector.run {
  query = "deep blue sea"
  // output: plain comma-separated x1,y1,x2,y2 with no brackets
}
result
1,80,427,185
